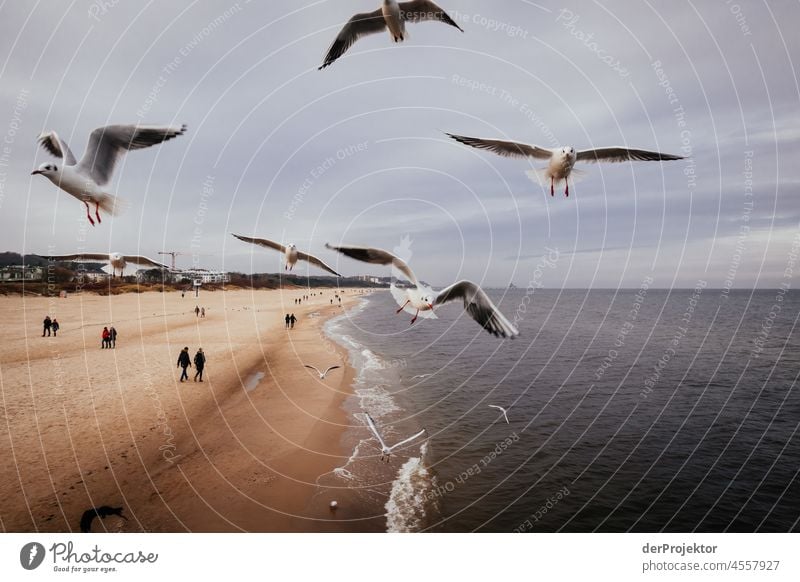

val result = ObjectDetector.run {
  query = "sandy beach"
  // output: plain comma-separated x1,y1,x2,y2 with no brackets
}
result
0,287,377,532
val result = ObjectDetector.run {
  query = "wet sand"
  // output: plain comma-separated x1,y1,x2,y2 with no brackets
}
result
0,287,374,532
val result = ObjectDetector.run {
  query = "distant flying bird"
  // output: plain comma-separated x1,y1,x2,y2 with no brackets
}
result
38,252,169,277
319,0,463,69
79,506,128,533
232,234,341,276
488,404,509,424
411,373,432,380
445,133,684,197
304,364,342,379
326,243,519,338
362,412,426,462
32,124,187,225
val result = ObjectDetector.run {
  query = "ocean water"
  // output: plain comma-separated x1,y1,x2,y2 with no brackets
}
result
323,288,800,532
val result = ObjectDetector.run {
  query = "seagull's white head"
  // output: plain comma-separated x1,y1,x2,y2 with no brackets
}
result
31,162,59,177
288,244,297,250
110,252,123,262
560,146,576,158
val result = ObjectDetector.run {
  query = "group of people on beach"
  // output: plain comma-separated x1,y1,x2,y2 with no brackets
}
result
101,326,118,349
177,347,206,382
284,313,297,329
42,315,60,337
194,305,206,318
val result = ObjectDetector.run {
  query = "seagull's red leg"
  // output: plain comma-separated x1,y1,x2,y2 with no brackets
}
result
550,177,554,197
396,300,410,314
410,309,419,325
95,202,102,223
84,201,95,226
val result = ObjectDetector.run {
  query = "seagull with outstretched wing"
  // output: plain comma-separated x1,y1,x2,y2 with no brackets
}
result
362,412,427,462
36,252,169,277
303,364,342,380
233,234,341,277
445,132,684,197
32,124,186,225
319,0,463,69
326,243,519,338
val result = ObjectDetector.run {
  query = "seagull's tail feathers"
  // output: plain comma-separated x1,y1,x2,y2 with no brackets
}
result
99,193,130,217
525,167,552,188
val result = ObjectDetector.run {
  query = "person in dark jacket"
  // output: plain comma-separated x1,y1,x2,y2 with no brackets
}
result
285,313,291,329
51,319,60,337
290,313,297,329
193,348,206,382
43,316,52,337
177,347,191,382
109,326,117,348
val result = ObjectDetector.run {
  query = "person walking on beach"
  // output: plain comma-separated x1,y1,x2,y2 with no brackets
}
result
101,327,110,348
177,347,191,382
109,326,117,348
193,348,206,382
200,307,205,318
52,318,60,337
285,313,291,329
43,315,52,337
195,305,200,317
290,313,297,329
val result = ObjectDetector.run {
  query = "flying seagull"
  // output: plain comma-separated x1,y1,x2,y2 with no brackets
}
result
304,364,342,380
488,404,509,424
233,234,341,276
445,133,684,197
326,243,519,338
411,373,432,380
362,412,426,462
319,0,463,70
37,252,169,277
32,124,187,225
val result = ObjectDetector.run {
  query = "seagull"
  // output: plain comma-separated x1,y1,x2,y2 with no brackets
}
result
232,234,341,276
326,243,519,338
362,412,426,462
488,405,510,424
319,0,463,70
445,133,684,197
303,364,341,380
32,124,187,225
37,252,169,277
411,373,432,380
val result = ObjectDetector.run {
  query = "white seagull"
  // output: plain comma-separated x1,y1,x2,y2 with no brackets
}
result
32,124,187,225
37,252,169,278
303,364,342,380
319,0,463,69
233,234,341,276
326,243,519,338
445,133,684,197
488,405,510,424
411,373,432,380
362,412,427,462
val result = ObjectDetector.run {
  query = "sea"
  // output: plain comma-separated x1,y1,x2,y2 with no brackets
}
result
321,287,800,533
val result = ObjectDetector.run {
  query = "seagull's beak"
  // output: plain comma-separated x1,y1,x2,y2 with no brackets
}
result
30,170,42,175
428,303,434,310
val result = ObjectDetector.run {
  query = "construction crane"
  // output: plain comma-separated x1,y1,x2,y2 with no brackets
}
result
158,251,213,270
158,251,185,270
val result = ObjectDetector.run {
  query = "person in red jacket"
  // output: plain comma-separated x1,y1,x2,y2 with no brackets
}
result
101,327,110,349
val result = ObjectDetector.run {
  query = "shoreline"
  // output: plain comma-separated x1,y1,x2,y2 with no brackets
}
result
0,288,374,532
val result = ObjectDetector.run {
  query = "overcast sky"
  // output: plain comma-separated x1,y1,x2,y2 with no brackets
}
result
0,0,797,287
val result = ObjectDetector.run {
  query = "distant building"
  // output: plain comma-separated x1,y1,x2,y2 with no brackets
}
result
81,271,112,283
172,269,230,284
0,265,43,281
353,274,385,285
